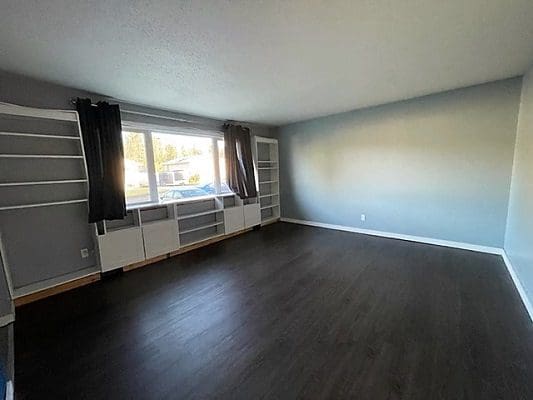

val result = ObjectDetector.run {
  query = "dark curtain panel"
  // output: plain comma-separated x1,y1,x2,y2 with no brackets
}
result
224,124,257,199
76,98,126,223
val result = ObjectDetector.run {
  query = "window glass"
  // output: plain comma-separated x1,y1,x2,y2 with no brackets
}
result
152,132,215,200
218,139,231,194
122,131,150,204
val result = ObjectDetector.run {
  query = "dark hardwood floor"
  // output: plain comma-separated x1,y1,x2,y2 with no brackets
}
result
15,222,533,399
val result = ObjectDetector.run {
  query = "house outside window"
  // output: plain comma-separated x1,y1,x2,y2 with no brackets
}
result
122,128,228,205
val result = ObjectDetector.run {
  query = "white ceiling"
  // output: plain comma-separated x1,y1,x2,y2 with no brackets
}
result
1,1,533,125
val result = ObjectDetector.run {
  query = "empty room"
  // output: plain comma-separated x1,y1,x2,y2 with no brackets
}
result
0,1,533,399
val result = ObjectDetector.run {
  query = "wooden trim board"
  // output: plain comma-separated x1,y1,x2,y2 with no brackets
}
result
261,217,280,226
170,228,252,257
124,229,253,272
14,273,101,307
123,254,168,272
14,226,258,306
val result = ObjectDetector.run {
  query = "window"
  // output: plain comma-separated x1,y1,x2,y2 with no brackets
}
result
122,129,227,205
218,139,231,194
122,131,151,204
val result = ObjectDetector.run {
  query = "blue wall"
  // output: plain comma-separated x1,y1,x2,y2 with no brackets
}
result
279,79,522,248
505,67,533,303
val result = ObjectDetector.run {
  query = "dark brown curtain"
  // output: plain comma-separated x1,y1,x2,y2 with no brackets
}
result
76,98,126,223
224,124,257,199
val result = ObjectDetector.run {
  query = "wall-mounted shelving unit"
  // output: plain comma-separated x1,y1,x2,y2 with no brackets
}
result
96,191,263,272
254,136,280,225
97,204,179,271
0,101,281,311
97,210,142,272
176,198,225,247
0,102,96,301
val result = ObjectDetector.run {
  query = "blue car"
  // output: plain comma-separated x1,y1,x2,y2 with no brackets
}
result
199,182,232,194
160,186,209,201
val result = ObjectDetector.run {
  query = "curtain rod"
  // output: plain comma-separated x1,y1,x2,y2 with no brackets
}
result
69,97,213,125
69,98,267,129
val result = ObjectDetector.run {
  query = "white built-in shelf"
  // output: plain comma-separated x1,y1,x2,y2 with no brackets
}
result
105,224,138,233
0,179,87,187
254,136,280,225
260,203,280,211
140,219,174,228
0,131,80,140
0,101,92,300
181,232,224,248
179,221,224,235
127,193,234,211
223,205,242,210
177,209,223,220
12,267,98,299
259,193,279,199
0,198,87,211
261,216,279,224
0,154,84,159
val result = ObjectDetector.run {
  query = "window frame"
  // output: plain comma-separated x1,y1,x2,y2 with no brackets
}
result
121,125,226,206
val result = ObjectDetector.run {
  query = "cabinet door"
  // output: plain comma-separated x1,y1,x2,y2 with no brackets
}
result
224,206,245,234
98,227,145,272
243,203,261,228
142,219,179,259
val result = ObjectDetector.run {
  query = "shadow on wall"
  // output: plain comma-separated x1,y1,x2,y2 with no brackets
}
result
279,78,521,247
504,66,533,303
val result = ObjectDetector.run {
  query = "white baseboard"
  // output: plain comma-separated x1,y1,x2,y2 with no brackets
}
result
281,218,502,254
281,217,533,323
501,251,533,323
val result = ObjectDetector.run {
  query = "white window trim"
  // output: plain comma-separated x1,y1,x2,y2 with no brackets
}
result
143,131,159,202
122,123,226,206
121,119,223,139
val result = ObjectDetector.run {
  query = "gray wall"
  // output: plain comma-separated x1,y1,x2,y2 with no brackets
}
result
278,78,522,248
0,70,275,295
505,66,533,302
0,255,12,318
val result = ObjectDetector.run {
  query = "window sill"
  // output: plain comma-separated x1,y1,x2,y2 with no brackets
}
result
126,193,235,211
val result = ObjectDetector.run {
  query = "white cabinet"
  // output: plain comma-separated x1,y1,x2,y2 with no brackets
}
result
244,203,261,228
224,206,245,234
97,227,145,272
96,193,265,272
224,203,260,233
254,136,280,225
142,219,179,259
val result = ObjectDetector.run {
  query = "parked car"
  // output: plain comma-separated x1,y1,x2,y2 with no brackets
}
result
160,186,209,201
199,182,232,194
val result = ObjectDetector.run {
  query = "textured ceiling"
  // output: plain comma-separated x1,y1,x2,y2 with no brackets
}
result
1,1,533,125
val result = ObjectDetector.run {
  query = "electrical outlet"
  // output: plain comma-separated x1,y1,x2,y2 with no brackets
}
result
80,248,89,258
360,214,366,222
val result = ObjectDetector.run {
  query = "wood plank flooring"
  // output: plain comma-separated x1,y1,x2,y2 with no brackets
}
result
14,222,533,399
